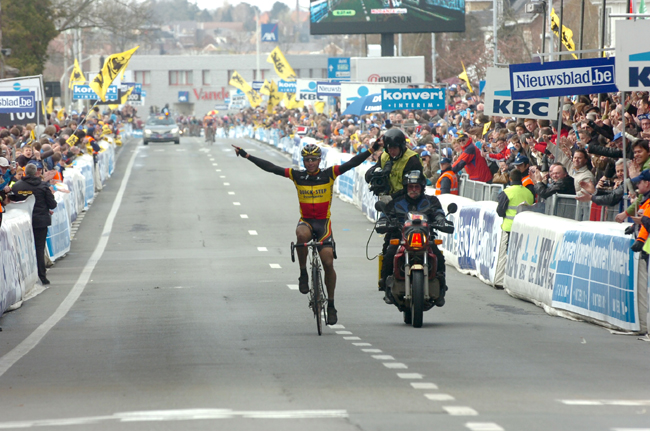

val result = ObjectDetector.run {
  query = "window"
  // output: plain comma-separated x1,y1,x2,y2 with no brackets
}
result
169,70,193,86
321,69,327,79
309,69,314,78
202,70,211,85
134,71,150,85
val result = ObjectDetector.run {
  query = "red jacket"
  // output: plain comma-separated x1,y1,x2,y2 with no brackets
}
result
452,138,494,183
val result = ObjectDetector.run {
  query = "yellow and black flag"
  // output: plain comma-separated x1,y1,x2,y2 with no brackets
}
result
267,81,282,113
266,47,297,81
69,59,86,89
229,71,262,108
260,79,272,96
458,61,473,93
120,86,134,104
89,46,139,102
550,9,578,59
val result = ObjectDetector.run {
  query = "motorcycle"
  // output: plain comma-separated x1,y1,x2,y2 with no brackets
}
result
375,201,457,328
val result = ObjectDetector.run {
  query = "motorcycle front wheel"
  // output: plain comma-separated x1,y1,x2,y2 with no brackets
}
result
411,271,425,328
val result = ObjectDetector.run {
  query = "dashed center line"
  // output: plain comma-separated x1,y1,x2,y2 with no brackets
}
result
216,169,222,172
560,399,650,406
343,336,361,341
361,349,382,353
269,264,281,269
466,423,504,431
352,342,371,347
371,355,394,360
220,175,226,178
233,202,241,206
224,182,230,186
257,247,267,251
443,406,479,416
383,363,408,369
397,373,423,379
228,192,235,195
411,383,438,390
336,331,353,335
287,284,298,290
212,163,218,166
240,214,248,219
248,230,258,236
424,393,455,401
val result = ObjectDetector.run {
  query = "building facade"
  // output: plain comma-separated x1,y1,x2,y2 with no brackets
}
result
127,54,329,116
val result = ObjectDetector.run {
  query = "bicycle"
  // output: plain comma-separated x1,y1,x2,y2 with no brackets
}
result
205,126,215,144
291,235,331,335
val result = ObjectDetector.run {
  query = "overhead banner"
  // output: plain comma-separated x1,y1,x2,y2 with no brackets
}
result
484,67,558,119
351,56,425,84
381,88,445,111
340,83,385,111
615,20,650,91
296,80,324,103
509,57,617,99
73,85,118,100
316,81,341,97
277,80,297,93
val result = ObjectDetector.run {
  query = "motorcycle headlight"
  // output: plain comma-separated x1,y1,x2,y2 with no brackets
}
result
144,129,152,135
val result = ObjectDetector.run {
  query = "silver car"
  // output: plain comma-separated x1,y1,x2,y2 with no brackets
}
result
143,115,180,145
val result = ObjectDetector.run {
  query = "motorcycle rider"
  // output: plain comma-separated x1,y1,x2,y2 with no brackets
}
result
365,128,423,198
377,171,448,307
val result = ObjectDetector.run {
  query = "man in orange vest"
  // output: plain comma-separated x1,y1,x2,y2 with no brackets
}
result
435,158,459,195
512,154,536,199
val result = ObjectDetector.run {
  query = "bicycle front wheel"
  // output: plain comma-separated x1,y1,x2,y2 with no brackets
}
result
312,259,324,336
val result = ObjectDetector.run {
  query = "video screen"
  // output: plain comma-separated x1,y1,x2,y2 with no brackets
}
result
310,0,465,35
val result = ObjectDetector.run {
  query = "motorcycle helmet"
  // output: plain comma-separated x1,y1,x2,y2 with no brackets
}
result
382,128,407,160
402,170,427,191
301,143,322,159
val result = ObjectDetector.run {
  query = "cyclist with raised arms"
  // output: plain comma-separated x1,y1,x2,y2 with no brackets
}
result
233,142,381,325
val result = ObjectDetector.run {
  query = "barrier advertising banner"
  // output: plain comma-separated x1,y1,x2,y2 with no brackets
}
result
615,20,650,91
381,88,445,111
316,81,341,97
484,67,559,120
509,58,617,99
46,192,72,261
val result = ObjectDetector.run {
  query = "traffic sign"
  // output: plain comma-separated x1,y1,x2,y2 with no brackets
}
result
328,57,350,81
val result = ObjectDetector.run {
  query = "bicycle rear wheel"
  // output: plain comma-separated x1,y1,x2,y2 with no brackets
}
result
312,258,324,336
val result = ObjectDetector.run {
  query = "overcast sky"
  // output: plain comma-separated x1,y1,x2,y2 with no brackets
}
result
189,0,308,11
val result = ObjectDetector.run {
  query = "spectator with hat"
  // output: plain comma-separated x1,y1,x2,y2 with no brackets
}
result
435,157,458,195
513,154,536,198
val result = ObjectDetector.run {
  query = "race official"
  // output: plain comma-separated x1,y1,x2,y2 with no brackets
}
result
435,158,458,195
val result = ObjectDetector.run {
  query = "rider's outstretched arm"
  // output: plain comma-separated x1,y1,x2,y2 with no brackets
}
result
233,145,286,177
338,144,380,175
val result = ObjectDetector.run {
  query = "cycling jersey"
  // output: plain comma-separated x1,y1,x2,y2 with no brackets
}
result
245,149,372,220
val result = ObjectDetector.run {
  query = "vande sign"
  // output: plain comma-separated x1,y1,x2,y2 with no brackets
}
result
193,87,229,101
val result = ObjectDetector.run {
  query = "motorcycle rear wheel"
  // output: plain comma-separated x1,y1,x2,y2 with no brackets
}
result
411,271,425,328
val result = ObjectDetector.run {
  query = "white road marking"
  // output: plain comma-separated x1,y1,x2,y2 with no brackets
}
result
224,182,230,186
561,399,650,406
233,202,241,206
0,144,141,378
287,284,298,290
443,407,479,416
209,158,214,161
176,149,186,152
425,393,455,401
383,363,407,369
411,383,438,390
336,331,353,335
371,355,394,360
330,324,345,329
220,175,226,178
466,423,504,431
213,163,219,166
240,214,248,219
343,336,361,340
257,247,267,251
361,349,382,353
397,373,423,379
0,409,349,428
216,169,221,172
228,191,235,195
248,230,258,235
154,149,165,152
269,264,281,269
352,342,371,347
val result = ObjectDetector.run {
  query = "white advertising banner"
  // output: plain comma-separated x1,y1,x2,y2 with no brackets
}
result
615,20,650,91
351,56,425,85
484,67,559,120
296,79,325,104
340,83,385,111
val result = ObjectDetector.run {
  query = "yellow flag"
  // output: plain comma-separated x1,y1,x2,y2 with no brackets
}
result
260,79,272,96
314,101,326,114
285,93,303,110
482,121,492,136
458,61,473,93
89,46,139,102
120,86,134,104
550,9,578,59
267,81,282,113
46,98,53,115
57,108,66,121
229,71,262,108
69,58,86,89
266,46,297,81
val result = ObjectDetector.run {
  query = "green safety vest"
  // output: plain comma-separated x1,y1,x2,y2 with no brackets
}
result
501,185,534,232
380,148,418,194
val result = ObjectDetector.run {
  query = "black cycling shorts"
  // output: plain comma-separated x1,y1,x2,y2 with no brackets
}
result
297,218,333,248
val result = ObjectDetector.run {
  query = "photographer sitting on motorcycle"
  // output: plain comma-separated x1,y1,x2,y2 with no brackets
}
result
377,171,448,307
364,128,423,198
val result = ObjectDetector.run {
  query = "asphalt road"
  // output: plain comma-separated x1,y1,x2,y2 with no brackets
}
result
0,135,649,431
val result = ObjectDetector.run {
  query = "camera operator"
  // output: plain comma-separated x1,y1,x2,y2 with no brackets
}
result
364,128,423,198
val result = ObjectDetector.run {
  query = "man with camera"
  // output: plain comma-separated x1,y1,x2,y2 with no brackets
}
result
364,128,423,198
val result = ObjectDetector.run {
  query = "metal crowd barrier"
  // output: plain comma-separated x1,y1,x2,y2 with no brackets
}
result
458,174,504,203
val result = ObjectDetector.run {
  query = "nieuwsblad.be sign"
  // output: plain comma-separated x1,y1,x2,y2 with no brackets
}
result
615,20,650,91
381,88,445,111
484,67,558,120
509,57,617,99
